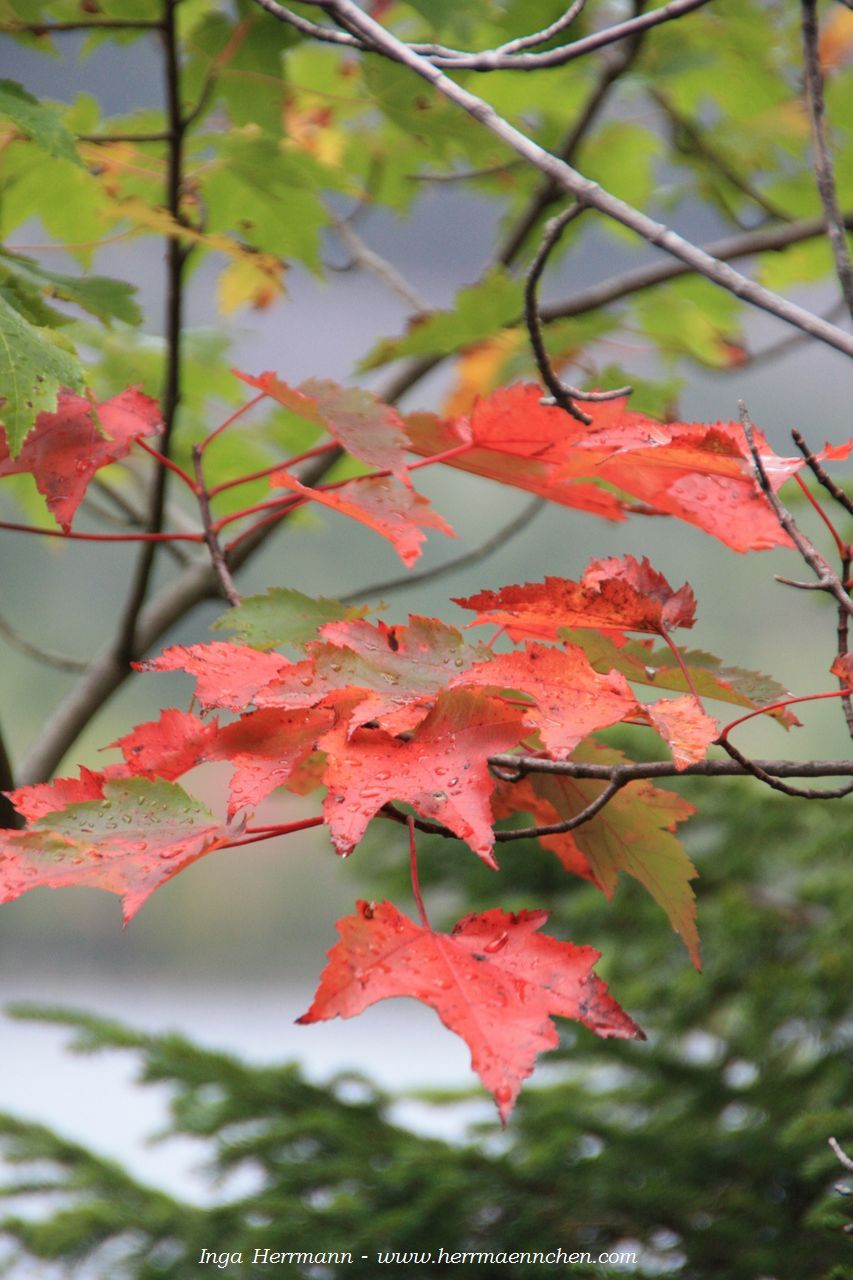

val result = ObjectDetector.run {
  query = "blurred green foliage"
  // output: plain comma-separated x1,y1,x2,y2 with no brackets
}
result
1,783,851,1278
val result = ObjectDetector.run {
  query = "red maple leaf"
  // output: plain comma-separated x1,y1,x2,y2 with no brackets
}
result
831,653,853,687
0,388,162,532
299,900,643,1121
404,385,630,520
0,779,241,922
494,745,700,966
6,766,112,823
138,642,289,712
456,555,695,642
272,472,454,566
644,695,718,769
205,706,335,815
111,709,220,780
454,641,639,757
235,371,414,479
256,615,488,733
321,689,528,864
407,384,852,553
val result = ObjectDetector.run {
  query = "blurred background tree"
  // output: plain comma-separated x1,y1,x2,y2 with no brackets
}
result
1,1,852,1275
1,784,851,1277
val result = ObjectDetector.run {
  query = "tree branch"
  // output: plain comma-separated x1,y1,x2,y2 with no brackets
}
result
498,6,649,266
486,754,853,782
0,612,87,674
649,87,792,225
113,0,190,666
801,0,853,318
192,448,242,608
525,203,631,422
15,455,337,787
739,404,853,617
301,0,853,359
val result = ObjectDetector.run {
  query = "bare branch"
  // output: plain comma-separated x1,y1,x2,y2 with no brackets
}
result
540,213,853,325
301,0,853,359
377,214,853,410
829,1137,853,1174
650,87,793,225
0,612,87,674
192,447,242,607
492,1,587,57
792,429,853,521
525,203,631,422
801,0,853,318
790,430,853,739
113,0,191,666
382,750,853,844
716,734,853,801
15,453,337,787
486,754,853,783
327,213,428,311
253,0,713,72
739,404,853,617
498,12,649,266
424,0,715,71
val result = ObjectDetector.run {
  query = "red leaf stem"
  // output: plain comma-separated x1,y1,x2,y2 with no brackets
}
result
0,520,203,544
135,438,198,493
718,688,848,741
793,472,847,559
407,814,431,930
208,443,339,497
199,391,266,455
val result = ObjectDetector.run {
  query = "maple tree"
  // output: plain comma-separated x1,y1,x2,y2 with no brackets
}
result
0,0,852,1130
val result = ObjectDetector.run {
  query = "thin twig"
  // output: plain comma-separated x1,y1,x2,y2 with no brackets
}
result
650,87,792,225
16,452,337,786
836,561,853,745
499,9,648,267
792,429,853,520
327,213,427,310
261,0,714,72
192,447,242,607
801,0,853,318
494,1,587,57
829,1137,853,1174
299,0,853,360
378,213,853,409
0,613,87,674
341,497,543,603
381,779,623,843
717,735,853,800
540,213,853,325
0,19,162,32
739,404,853,617
525,204,631,423
113,0,190,666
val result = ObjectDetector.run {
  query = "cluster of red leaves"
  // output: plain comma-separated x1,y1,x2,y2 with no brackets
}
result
3,372,844,1118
